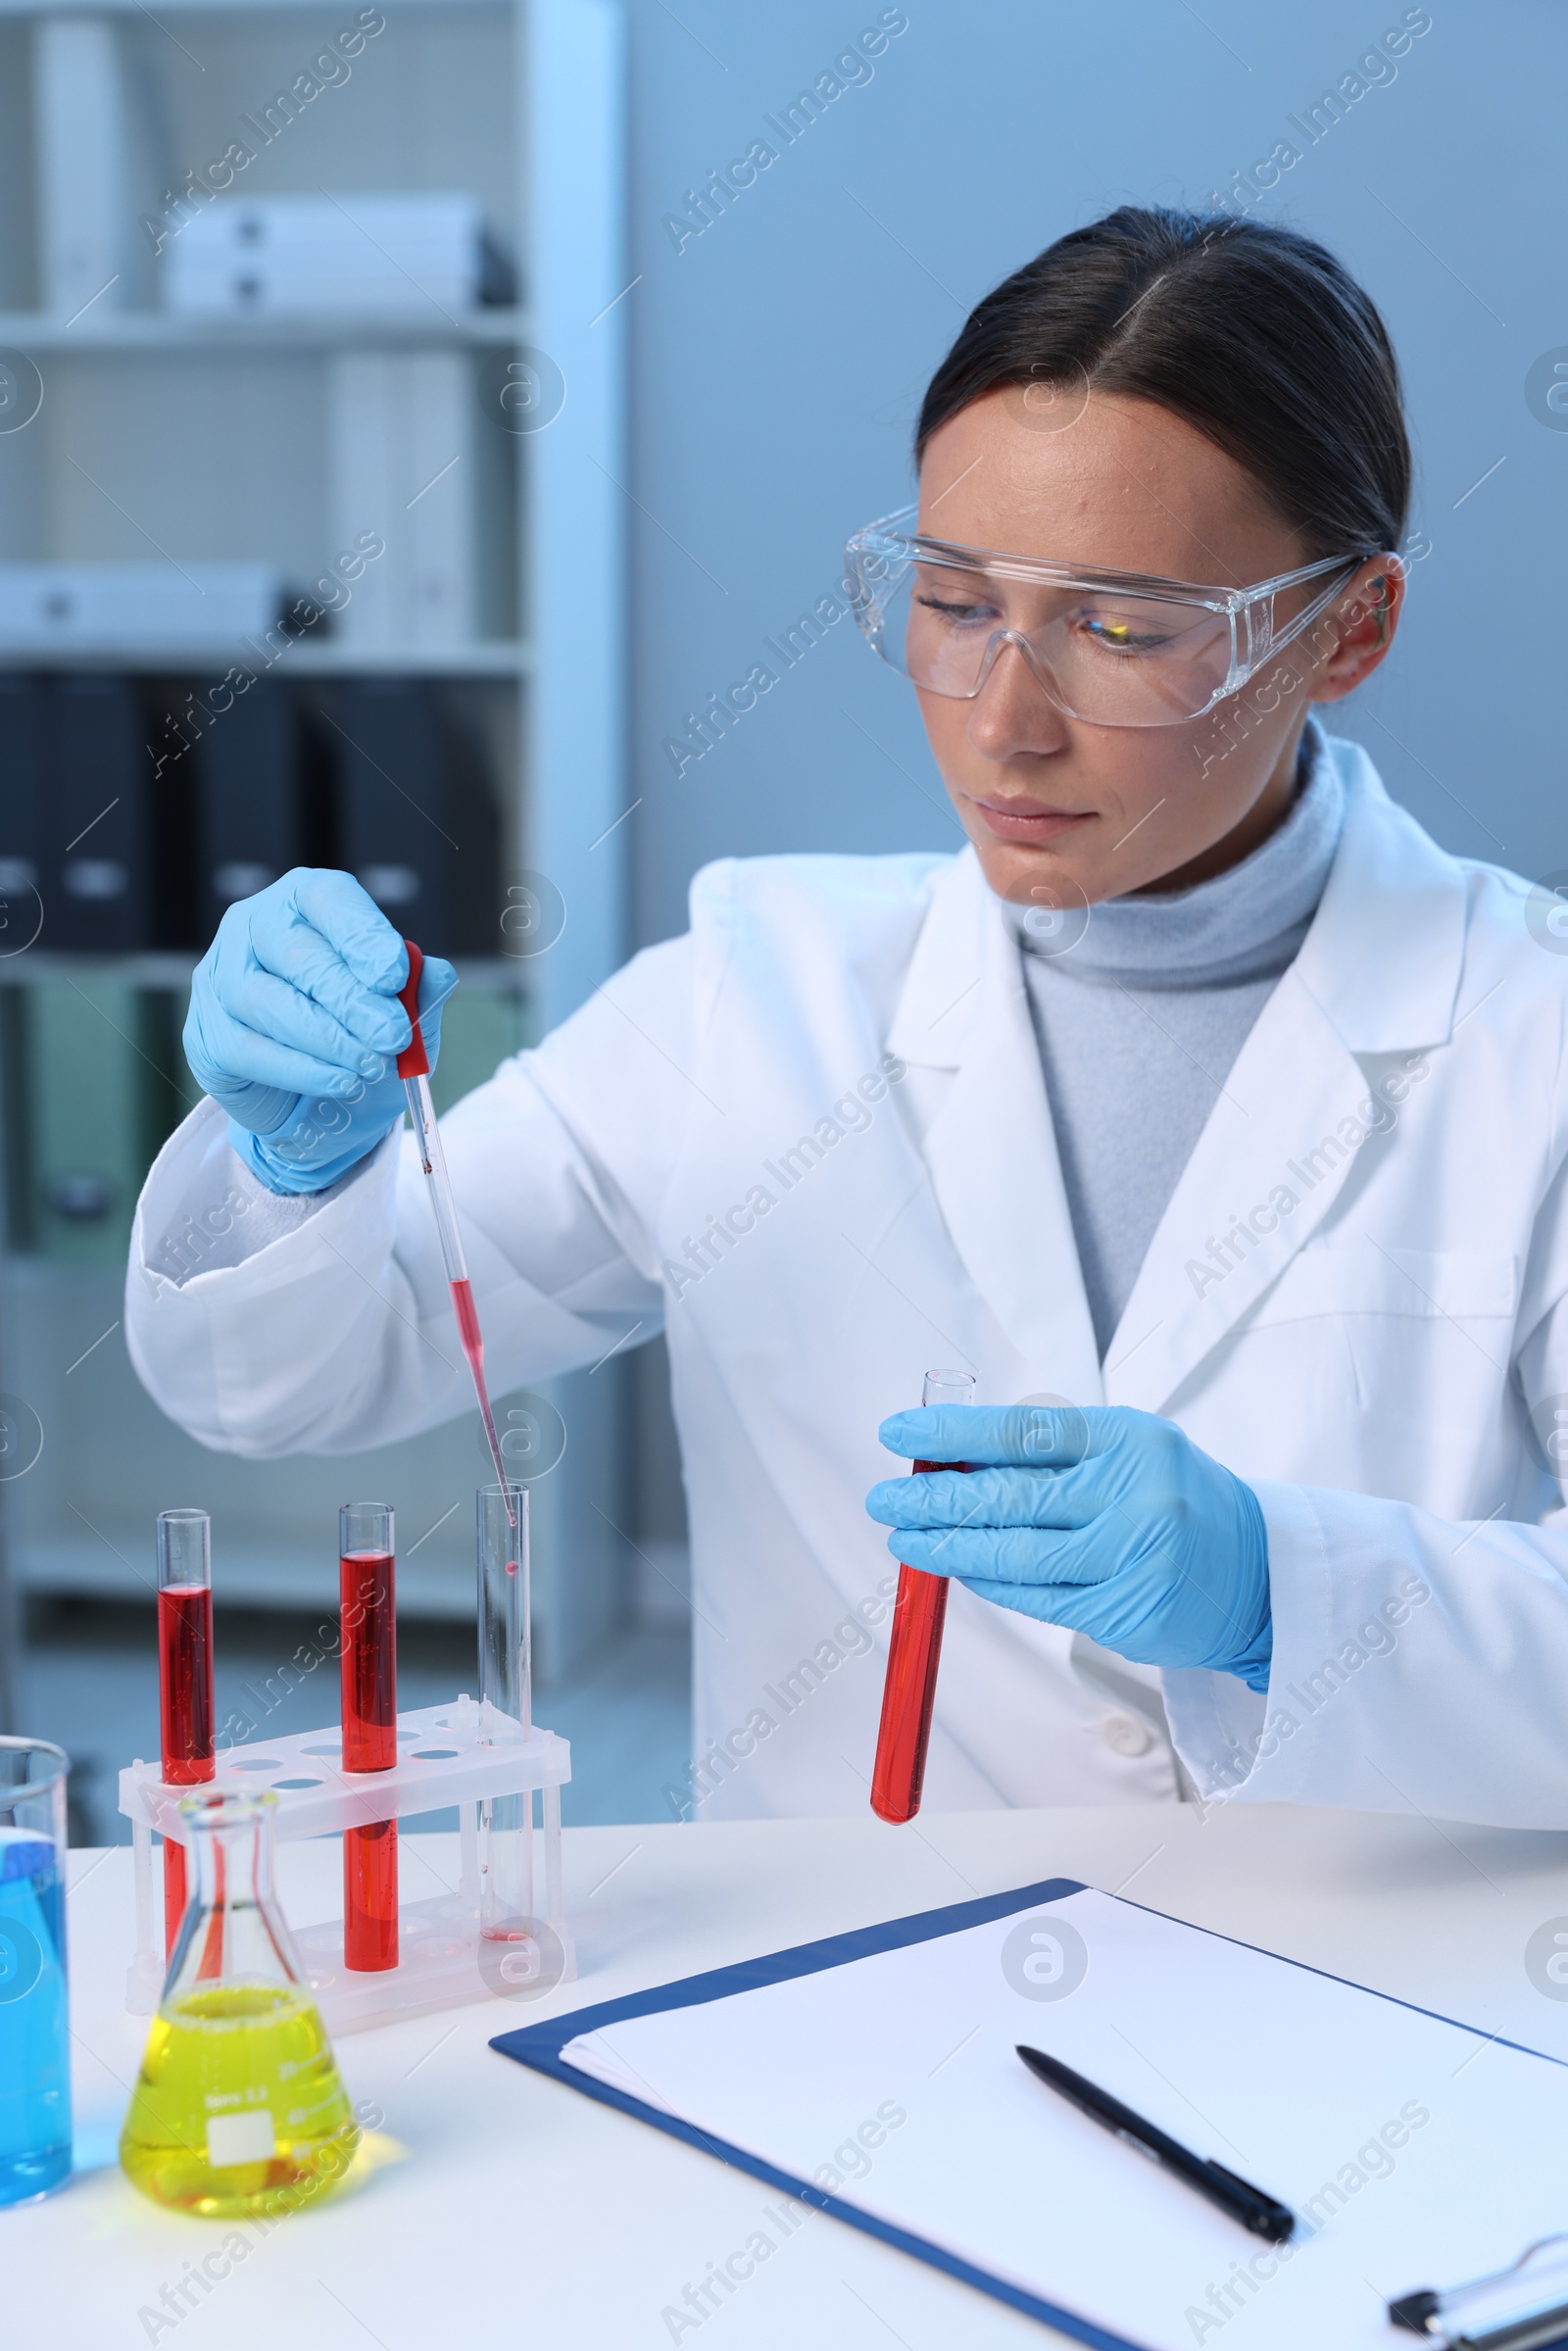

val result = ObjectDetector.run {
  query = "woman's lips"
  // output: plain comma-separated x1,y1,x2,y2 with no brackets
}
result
967,796,1096,845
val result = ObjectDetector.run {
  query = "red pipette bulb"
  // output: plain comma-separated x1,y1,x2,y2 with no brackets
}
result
870,1370,977,1825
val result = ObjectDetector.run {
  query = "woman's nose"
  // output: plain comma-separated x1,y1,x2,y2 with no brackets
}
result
966,633,1071,761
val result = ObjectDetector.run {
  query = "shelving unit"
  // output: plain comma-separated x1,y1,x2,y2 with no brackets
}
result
0,0,632,1680
0,643,531,673
0,309,536,349
3,953,535,992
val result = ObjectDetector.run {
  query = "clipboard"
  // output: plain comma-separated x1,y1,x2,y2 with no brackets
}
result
491,1878,1568,2351
495,1880,1126,2347
1389,2234,1568,2349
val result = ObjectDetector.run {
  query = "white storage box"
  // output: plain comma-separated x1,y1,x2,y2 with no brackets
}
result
0,563,286,655
163,192,496,316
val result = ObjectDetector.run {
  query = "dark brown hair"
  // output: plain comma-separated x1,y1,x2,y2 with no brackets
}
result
916,206,1409,561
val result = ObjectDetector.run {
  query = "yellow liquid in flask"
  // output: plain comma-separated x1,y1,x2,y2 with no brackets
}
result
120,1983,358,2218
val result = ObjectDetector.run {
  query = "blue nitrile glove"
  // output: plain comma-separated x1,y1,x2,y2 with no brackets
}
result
865,1403,1272,1690
183,868,455,1197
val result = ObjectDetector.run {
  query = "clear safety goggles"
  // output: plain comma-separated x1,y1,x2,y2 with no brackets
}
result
845,504,1376,728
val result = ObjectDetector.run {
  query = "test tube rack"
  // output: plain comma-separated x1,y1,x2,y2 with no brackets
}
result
119,1696,574,2034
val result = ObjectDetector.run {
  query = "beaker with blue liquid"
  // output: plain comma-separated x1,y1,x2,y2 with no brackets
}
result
0,1738,72,2206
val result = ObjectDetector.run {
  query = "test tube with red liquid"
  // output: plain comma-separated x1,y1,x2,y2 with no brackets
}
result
340,1501,398,1971
158,1508,215,1952
870,1369,977,1825
396,942,514,1522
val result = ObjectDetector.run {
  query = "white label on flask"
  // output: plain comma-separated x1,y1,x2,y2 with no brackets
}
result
206,2107,276,2167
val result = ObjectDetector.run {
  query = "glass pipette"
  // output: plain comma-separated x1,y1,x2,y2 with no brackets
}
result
397,942,515,1527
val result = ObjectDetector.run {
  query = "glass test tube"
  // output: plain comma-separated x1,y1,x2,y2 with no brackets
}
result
476,1483,532,1938
340,1502,397,1972
870,1369,977,1826
157,1509,215,1955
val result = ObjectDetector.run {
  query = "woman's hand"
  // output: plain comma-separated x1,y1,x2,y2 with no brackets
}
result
183,868,455,1196
866,1402,1271,1690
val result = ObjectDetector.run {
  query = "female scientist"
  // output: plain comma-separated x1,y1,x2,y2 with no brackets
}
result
128,208,1568,1829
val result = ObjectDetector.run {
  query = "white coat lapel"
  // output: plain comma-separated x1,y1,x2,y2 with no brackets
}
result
887,850,1103,1407
1106,744,1469,1413
1103,968,1375,1407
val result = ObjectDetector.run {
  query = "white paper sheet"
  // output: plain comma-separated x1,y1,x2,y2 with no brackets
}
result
561,1888,1568,2350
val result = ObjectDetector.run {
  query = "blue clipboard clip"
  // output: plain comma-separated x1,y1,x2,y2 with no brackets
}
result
1390,2233,1568,2350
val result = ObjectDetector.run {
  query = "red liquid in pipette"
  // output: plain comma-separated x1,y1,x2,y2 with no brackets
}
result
870,1460,970,1826
452,1276,515,1525
451,1275,484,1374
341,1548,397,1971
159,1583,215,1952
395,944,514,1528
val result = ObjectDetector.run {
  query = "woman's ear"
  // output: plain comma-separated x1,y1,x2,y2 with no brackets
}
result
1308,558,1405,705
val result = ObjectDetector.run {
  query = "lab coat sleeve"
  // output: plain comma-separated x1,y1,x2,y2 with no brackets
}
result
1158,1482,1568,1826
1164,1122,1568,1828
1163,1456,1568,1831
124,933,703,1456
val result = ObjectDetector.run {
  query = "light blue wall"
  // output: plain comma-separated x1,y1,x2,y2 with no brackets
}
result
617,0,1566,949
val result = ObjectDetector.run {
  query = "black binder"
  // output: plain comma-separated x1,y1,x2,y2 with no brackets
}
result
324,679,498,955
0,675,45,957
41,676,156,952
191,681,316,944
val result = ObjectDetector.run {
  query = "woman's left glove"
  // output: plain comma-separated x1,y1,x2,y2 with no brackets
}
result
865,1402,1271,1690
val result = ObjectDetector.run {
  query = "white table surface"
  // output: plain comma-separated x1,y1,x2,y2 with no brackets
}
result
17,1800,1568,2350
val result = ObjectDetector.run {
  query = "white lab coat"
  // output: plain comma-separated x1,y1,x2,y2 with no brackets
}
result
127,730,1568,1828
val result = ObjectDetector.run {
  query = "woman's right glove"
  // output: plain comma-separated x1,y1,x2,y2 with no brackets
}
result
182,868,455,1196
866,1402,1272,1690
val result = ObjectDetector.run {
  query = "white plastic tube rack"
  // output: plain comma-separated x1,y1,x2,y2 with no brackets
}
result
119,1696,573,2034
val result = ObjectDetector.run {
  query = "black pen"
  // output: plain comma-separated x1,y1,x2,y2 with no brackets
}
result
1016,2045,1295,2244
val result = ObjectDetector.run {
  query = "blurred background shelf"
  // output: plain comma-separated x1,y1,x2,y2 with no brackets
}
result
0,642,533,674
22,1535,476,1618
0,0,669,1834
19,1532,690,1625
0,307,535,350
0,953,538,990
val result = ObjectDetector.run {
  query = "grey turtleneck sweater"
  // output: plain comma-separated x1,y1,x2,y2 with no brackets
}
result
1010,720,1347,1356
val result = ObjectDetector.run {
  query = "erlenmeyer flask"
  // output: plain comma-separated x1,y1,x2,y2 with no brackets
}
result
120,1789,359,2218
